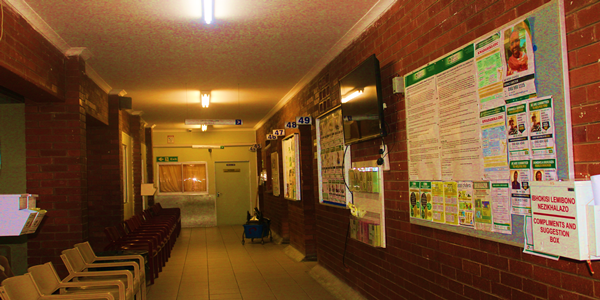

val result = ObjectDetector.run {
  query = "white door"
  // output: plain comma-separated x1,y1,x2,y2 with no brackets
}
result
215,162,251,226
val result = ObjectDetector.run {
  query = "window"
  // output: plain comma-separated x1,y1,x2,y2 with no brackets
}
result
158,162,208,194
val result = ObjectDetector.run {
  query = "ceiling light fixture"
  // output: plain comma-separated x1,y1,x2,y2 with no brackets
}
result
201,91,210,108
341,89,363,103
203,0,213,24
201,124,207,131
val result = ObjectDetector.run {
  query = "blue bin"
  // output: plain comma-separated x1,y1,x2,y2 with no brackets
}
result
242,221,271,244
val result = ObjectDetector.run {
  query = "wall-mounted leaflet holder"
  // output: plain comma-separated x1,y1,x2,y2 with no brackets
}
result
528,176,600,265
348,161,386,248
0,194,45,236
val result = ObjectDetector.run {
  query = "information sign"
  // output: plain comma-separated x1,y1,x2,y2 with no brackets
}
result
296,116,312,125
156,156,178,162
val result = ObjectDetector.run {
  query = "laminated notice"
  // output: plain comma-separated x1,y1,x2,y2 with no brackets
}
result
510,159,532,215
432,181,445,223
529,97,555,157
444,182,459,225
458,181,475,227
506,102,531,158
419,182,433,221
474,181,493,232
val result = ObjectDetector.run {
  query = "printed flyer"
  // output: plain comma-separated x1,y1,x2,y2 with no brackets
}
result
318,109,348,206
432,181,445,223
420,182,433,221
506,102,531,157
475,32,505,110
458,181,475,227
491,182,512,234
474,181,493,232
436,45,484,181
409,181,420,219
532,158,557,181
509,159,532,215
405,65,442,180
480,106,509,180
503,18,537,102
529,97,555,157
444,181,459,225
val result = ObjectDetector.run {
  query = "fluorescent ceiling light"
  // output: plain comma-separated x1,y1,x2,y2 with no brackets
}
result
201,124,207,131
201,91,210,108
204,0,213,24
341,90,363,103
192,145,222,149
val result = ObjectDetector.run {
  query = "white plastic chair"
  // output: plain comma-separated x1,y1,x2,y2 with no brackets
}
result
1,273,115,300
0,286,9,300
28,262,133,300
60,249,141,300
74,241,146,299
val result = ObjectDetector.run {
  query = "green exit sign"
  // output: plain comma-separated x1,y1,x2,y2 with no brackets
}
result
156,156,178,162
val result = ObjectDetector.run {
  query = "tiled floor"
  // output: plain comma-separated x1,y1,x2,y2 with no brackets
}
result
147,226,337,300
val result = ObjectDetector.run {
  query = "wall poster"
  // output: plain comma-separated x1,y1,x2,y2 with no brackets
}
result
316,107,352,208
282,133,301,201
271,152,280,197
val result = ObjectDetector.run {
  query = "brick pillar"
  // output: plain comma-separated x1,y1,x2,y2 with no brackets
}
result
131,115,143,215
145,128,155,206
25,56,88,272
86,94,124,251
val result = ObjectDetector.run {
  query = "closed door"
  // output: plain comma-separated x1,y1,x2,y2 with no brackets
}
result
215,162,251,226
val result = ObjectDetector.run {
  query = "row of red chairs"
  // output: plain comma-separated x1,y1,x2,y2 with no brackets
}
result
103,203,181,284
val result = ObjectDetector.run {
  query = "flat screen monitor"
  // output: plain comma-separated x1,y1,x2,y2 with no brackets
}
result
340,54,386,145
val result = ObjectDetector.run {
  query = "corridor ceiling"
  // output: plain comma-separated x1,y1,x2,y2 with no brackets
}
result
17,0,394,131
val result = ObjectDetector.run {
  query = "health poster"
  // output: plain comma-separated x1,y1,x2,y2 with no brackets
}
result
509,159,532,215
458,181,475,227
419,182,433,221
532,158,557,181
474,181,493,232
475,32,505,110
317,108,349,207
506,102,531,158
503,18,537,102
405,65,442,180
444,182,459,225
491,182,512,234
480,106,509,180
529,97,555,157
409,181,421,219
436,45,484,181
432,181,445,223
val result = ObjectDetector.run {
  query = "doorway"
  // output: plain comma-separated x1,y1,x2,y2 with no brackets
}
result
215,161,251,226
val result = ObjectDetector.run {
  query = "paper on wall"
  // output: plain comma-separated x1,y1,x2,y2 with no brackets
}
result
529,96,555,157
419,182,433,221
491,181,512,234
532,158,557,181
509,159,532,215
506,102,531,158
503,18,537,102
480,106,509,180
444,182,459,225
409,181,420,219
432,181,445,223
475,32,505,110
474,181,493,232
458,181,475,227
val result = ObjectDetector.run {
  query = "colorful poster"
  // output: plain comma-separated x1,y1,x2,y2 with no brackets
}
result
503,19,537,102
409,181,420,219
506,102,531,157
436,45,484,181
432,181,445,223
317,109,348,206
444,182,459,225
491,182,512,234
419,182,433,221
474,181,493,232
480,106,509,180
510,159,532,215
475,32,505,110
529,97,555,157
405,65,442,180
458,181,475,227
282,134,300,200
532,158,557,181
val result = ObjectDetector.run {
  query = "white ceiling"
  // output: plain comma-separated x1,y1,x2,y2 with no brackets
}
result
17,0,393,131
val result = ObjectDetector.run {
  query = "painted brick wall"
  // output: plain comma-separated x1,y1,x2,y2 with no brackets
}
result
258,0,600,299
25,56,88,274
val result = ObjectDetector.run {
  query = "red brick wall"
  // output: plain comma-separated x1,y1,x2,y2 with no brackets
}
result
0,5,65,102
131,115,143,215
86,95,124,251
25,56,88,273
145,128,155,206
258,0,600,299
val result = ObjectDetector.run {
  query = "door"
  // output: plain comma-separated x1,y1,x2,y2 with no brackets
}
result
215,162,251,226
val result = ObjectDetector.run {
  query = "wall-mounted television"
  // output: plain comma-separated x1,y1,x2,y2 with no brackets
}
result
340,54,386,145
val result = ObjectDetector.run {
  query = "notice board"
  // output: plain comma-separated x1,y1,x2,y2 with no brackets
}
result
405,0,572,247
